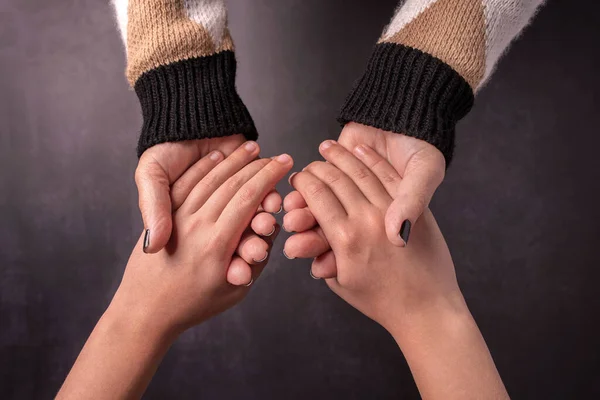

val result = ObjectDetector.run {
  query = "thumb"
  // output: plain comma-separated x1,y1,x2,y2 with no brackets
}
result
385,148,445,247
135,160,173,253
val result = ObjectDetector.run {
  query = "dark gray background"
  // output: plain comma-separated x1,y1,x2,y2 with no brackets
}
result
1,0,599,398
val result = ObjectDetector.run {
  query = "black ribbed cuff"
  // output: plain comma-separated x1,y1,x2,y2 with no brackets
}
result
338,43,474,167
134,51,257,157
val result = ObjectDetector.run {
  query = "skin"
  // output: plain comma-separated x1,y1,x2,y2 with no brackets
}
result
288,142,508,400
57,145,293,399
136,135,283,285
283,122,445,273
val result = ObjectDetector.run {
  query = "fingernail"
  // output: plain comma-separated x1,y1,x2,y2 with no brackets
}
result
244,277,254,287
310,269,320,280
253,251,268,263
288,172,298,185
245,141,257,152
275,204,283,214
283,249,295,260
399,220,411,246
282,225,294,233
264,226,276,237
276,154,291,164
320,140,335,150
209,151,222,161
354,145,367,157
143,229,150,253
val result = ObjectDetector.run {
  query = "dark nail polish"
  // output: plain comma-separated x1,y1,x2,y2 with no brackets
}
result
399,220,411,246
143,229,150,253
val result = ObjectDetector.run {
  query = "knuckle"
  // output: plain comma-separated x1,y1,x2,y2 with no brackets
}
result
335,228,360,251
238,185,258,205
305,181,328,198
352,167,371,181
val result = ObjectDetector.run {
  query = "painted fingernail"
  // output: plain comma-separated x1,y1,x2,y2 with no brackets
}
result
244,277,254,287
354,145,367,157
210,151,222,161
245,141,257,151
320,140,335,150
264,226,276,237
253,251,268,263
142,229,150,253
399,220,411,246
283,249,295,260
276,154,291,164
275,204,283,214
288,172,298,185
310,269,320,280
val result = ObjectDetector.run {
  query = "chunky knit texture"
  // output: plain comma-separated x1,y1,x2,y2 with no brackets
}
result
340,0,545,165
112,0,256,156
112,0,545,160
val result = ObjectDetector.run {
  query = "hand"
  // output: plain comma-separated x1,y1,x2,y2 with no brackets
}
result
118,146,293,335
57,149,293,400
288,142,460,329
289,144,508,400
136,135,282,284
283,122,445,274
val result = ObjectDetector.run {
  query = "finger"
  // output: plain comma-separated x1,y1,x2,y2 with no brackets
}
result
250,212,277,237
319,140,391,208
226,256,254,286
382,146,444,247
310,250,337,279
261,190,283,214
201,158,271,220
283,208,317,233
290,171,346,237
284,227,330,259
135,160,173,253
352,144,403,199
228,225,280,286
236,230,269,265
179,141,261,215
304,160,369,213
170,151,224,211
217,155,294,238
283,190,307,212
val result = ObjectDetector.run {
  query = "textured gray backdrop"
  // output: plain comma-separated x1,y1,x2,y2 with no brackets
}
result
1,0,599,398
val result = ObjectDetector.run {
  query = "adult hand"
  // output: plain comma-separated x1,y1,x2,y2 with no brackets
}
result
283,123,445,274
135,135,282,275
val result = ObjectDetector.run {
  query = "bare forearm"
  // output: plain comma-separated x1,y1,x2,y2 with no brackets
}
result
57,301,175,400
390,300,508,400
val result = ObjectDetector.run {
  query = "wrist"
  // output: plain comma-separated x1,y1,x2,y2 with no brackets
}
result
104,292,180,350
384,291,472,347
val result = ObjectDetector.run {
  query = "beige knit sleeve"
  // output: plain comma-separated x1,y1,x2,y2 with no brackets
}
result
339,0,546,166
111,0,256,156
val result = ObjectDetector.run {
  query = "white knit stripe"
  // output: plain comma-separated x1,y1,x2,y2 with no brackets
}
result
111,0,129,49
480,0,546,89
381,0,440,40
183,0,228,49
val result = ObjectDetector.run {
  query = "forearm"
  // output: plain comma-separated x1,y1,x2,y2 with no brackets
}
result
111,0,257,156
57,300,175,400
390,300,508,400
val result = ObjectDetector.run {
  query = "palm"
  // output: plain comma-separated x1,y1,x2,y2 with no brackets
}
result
337,122,441,178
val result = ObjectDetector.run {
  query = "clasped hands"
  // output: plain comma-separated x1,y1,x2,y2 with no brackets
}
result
117,122,461,339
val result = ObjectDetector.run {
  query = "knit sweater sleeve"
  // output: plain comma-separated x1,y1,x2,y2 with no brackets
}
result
338,0,546,166
111,0,257,157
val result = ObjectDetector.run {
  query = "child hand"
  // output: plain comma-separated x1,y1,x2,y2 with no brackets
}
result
113,143,293,337
288,141,462,332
